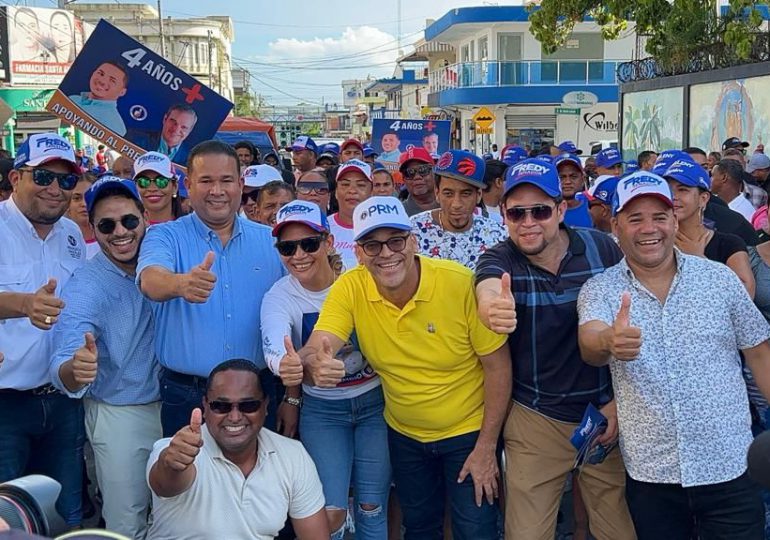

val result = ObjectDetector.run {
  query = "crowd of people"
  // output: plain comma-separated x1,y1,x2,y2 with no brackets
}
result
1,130,770,540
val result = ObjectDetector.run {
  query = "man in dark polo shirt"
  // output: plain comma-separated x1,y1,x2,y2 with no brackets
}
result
475,158,635,540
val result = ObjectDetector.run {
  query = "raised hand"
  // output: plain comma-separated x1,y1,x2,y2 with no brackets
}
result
162,408,204,471
180,251,217,303
608,292,642,361
23,278,64,330
487,273,517,334
72,332,98,385
307,336,345,388
279,335,304,387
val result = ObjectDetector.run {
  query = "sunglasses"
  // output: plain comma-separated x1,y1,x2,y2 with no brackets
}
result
296,183,330,196
23,168,79,191
505,204,555,222
241,190,260,205
403,164,433,179
136,176,172,190
96,214,141,235
358,234,409,257
275,235,324,257
207,399,263,415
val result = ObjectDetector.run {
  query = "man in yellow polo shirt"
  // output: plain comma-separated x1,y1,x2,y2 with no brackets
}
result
300,195,511,540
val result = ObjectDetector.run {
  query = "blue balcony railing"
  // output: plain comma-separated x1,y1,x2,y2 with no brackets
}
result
429,60,621,93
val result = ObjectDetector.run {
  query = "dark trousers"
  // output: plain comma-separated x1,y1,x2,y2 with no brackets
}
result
626,472,765,540
387,427,498,540
159,368,285,437
0,390,85,526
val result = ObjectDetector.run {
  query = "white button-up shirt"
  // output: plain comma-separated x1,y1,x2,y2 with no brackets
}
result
578,251,770,487
0,196,85,390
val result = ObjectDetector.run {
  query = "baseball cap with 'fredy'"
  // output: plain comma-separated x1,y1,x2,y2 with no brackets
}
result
14,133,78,173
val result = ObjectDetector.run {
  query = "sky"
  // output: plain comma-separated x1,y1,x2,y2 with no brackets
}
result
23,0,517,106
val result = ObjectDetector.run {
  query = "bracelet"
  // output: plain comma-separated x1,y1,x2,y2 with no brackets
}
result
283,396,302,407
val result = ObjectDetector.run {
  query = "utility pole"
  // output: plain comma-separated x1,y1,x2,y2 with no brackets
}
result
207,30,214,89
157,0,167,58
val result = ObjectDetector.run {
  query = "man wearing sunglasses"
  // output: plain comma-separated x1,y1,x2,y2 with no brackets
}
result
301,196,512,539
0,132,87,529
138,141,285,437
51,176,160,539
147,359,328,539
475,159,634,540
398,147,439,217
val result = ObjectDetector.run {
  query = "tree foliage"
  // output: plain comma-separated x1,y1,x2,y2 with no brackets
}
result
529,0,764,73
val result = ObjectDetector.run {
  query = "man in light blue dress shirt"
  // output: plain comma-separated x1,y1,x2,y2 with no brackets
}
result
51,176,160,539
68,61,128,136
137,140,285,436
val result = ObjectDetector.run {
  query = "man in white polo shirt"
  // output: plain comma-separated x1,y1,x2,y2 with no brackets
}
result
146,359,328,540
0,132,87,528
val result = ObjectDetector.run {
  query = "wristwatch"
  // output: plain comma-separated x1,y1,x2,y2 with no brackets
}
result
283,396,302,407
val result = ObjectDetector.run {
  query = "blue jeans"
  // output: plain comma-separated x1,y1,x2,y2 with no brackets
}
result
0,390,85,526
160,369,285,437
387,427,498,540
300,386,391,540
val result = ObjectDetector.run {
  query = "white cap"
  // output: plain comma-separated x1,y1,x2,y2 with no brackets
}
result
612,171,674,216
133,151,173,180
353,196,412,241
272,200,330,237
242,164,283,188
336,159,372,182
14,133,77,172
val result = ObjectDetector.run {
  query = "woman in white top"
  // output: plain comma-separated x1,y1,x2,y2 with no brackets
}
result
261,200,390,540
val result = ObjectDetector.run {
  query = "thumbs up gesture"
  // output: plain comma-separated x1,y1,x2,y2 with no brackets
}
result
608,292,642,361
72,332,98,385
163,408,204,471
279,336,304,387
180,251,217,303
23,278,65,330
486,273,517,334
307,336,345,388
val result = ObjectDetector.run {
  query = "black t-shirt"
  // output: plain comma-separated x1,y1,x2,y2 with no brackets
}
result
704,230,748,264
704,197,759,246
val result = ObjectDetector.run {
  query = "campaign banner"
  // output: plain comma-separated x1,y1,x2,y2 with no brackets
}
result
46,20,233,167
371,118,450,169
6,6,88,85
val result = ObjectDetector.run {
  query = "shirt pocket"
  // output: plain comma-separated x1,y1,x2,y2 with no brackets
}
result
0,263,33,293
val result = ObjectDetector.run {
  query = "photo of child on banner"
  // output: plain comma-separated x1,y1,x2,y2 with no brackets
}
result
371,118,450,169
46,20,233,167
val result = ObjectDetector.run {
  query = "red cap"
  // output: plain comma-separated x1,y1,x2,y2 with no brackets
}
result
398,147,433,171
340,138,364,152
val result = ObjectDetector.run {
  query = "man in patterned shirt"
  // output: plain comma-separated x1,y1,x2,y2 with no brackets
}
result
411,150,506,270
578,171,770,540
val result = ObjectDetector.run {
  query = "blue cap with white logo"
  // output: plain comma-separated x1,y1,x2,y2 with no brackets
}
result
503,158,562,199
291,136,318,154
353,196,412,241
14,133,78,173
612,171,674,216
85,175,142,215
663,159,711,190
272,200,329,237
554,152,583,171
363,145,378,158
623,160,640,176
434,150,486,188
595,148,624,169
558,140,583,156
501,145,528,166
588,175,620,206
651,150,693,175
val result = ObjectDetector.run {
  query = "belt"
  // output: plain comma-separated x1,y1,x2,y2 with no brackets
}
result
0,384,60,396
163,369,208,388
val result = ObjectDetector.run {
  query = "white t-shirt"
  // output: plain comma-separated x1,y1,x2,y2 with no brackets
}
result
261,274,380,400
728,194,756,222
328,213,357,272
85,239,101,259
146,425,325,540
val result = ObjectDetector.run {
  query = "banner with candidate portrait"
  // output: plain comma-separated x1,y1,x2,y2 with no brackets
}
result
46,20,233,167
371,118,450,169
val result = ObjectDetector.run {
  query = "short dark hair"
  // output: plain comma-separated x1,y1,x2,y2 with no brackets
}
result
206,359,263,396
187,140,239,177
257,180,295,205
637,150,658,165
483,159,507,192
233,140,257,157
88,186,145,223
723,148,745,159
98,61,129,86
716,159,744,184
683,147,707,158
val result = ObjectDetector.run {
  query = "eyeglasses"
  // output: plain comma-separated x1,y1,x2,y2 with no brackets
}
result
22,168,79,191
403,164,433,179
296,183,330,196
241,190,260,205
358,234,409,257
505,204,555,222
275,235,324,257
136,176,172,190
96,214,141,235
207,399,263,415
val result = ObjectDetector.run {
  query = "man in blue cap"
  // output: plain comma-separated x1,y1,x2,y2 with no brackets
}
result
587,175,619,234
595,148,624,177
410,150,506,270
475,158,634,540
501,145,528,167
558,140,583,156
555,153,593,227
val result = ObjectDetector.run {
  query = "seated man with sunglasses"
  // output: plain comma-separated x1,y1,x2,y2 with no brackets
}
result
51,176,161,539
0,132,86,529
475,159,634,540
301,196,512,539
147,359,328,540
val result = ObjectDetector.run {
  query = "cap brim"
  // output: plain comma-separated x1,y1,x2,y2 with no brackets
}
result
503,178,561,199
353,222,411,242
27,155,79,173
614,193,673,216
435,170,485,189
399,158,432,171
272,220,328,237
